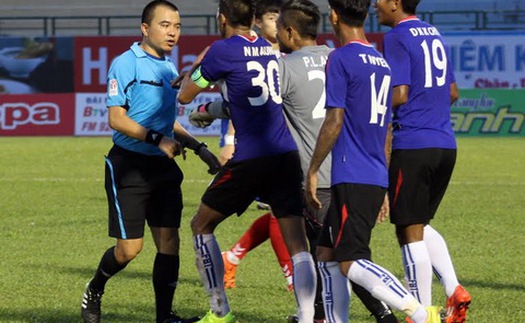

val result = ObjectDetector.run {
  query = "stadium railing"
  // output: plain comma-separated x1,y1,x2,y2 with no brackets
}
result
0,10,524,37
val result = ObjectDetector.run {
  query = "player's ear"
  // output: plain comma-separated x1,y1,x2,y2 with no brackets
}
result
391,0,401,12
329,8,339,26
286,26,294,40
141,22,149,37
218,13,227,26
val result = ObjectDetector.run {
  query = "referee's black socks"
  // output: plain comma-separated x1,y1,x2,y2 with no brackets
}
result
89,246,129,293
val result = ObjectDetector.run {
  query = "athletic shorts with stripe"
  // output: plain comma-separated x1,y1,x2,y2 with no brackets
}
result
388,148,456,226
202,151,304,219
318,183,386,262
104,145,184,239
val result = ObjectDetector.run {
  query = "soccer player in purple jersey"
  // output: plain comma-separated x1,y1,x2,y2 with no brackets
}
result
374,1,471,322
306,0,442,322
178,0,316,322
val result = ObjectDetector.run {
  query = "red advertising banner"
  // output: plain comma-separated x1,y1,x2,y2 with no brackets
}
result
74,35,219,93
73,33,384,93
0,93,75,135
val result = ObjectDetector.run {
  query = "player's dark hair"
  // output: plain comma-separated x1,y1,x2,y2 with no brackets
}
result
400,0,421,15
142,0,179,25
255,0,284,18
327,0,371,27
280,0,320,39
219,0,256,28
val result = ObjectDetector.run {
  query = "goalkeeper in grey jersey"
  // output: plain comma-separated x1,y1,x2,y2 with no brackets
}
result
189,0,398,322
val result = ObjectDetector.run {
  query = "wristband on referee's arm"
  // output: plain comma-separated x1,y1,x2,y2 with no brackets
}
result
145,129,164,146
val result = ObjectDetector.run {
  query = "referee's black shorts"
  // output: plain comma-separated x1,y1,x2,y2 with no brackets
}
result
104,145,184,239
318,183,386,262
202,151,304,219
388,148,456,226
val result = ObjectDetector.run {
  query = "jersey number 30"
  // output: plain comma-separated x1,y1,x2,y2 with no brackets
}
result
247,60,282,106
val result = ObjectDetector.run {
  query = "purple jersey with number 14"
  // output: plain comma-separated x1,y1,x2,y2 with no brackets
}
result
325,41,392,188
199,34,297,161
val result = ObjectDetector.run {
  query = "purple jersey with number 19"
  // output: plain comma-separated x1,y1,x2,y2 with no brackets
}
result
383,17,456,150
199,34,297,161
325,41,392,188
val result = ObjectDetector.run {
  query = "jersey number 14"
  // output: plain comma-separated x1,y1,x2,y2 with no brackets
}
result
369,73,390,127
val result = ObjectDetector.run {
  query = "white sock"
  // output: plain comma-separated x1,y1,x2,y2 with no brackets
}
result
317,261,350,323
348,259,423,317
291,252,316,322
402,241,433,305
193,234,230,316
410,306,429,323
424,225,460,297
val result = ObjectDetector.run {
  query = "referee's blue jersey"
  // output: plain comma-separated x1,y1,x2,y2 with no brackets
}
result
106,42,179,156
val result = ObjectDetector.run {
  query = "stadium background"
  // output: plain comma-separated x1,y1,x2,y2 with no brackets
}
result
0,1,524,137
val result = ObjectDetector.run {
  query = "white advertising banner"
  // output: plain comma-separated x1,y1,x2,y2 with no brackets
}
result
74,92,223,137
445,32,525,89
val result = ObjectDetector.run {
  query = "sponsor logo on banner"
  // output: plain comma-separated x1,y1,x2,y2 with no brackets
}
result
75,93,111,136
452,89,525,135
445,33,525,89
0,94,74,135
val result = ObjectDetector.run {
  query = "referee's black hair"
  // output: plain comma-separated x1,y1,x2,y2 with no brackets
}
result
142,0,179,25
255,0,284,18
400,0,421,15
280,0,320,40
219,0,256,28
328,0,370,27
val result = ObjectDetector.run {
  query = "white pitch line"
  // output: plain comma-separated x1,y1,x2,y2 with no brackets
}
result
0,177,210,183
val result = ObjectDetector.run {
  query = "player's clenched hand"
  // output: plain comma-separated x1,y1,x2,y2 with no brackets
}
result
376,193,390,224
196,146,221,175
305,172,322,209
189,102,215,128
158,137,182,159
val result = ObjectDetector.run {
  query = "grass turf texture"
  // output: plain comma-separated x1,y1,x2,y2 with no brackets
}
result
0,136,523,322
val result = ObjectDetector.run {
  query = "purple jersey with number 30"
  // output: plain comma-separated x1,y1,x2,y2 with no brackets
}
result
325,41,392,188
199,35,297,161
383,17,456,150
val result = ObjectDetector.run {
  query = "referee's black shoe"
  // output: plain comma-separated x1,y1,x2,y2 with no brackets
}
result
162,311,200,323
81,282,103,323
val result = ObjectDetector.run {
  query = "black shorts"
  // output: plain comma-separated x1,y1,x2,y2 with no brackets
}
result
388,148,456,226
202,151,304,219
304,188,331,244
104,145,184,239
319,183,386,262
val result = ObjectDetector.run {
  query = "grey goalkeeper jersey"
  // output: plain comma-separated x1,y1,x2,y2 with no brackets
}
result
279,45,333,189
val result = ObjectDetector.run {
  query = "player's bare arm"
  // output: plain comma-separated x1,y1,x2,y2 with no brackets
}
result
306,107,344,209
391,84,409,109
108,106,180,159
178,46,210,104
450,82,459,104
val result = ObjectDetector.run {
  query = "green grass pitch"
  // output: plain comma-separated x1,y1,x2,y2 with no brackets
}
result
0,136,523,322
